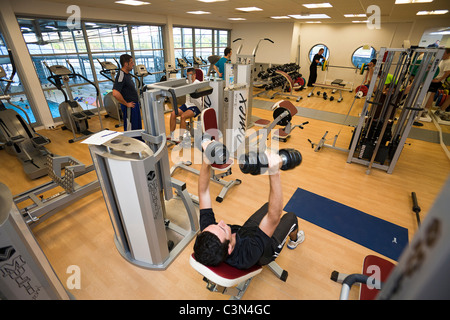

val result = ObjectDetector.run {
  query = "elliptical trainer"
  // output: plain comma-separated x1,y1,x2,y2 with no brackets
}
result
44,60,104,143
97,59,123,127
0,49,51,179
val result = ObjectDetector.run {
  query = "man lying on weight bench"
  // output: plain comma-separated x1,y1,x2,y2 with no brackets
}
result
193,144,305,269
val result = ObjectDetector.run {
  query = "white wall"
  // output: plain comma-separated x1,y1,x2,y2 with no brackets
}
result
231,19,449,86
230,23,295,65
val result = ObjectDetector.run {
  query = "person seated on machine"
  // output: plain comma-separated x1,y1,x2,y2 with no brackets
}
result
169,68,203,143
193,144,305,269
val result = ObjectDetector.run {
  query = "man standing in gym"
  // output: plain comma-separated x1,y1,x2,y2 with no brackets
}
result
113,54,142,131
193,146,305,269
213,47,232,80
307,48,325,87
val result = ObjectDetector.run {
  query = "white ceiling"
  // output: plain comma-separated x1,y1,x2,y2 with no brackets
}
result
41,0,450,24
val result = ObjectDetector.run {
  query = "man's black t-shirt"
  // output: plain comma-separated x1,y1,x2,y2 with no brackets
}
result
113,69,139,103
311,53,324,68
199,208,271,270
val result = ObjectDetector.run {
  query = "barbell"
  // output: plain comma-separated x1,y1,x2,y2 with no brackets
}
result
321,60,368,75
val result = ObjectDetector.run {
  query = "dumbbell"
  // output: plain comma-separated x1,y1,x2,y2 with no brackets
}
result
202,134,230,165
239,148,302,175
323,92,328,100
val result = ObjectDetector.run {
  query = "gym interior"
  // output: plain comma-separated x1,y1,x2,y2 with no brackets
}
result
0,0,449,301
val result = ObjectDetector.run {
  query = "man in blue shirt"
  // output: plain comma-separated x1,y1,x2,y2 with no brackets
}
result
113,54,142,131
213,47,232,79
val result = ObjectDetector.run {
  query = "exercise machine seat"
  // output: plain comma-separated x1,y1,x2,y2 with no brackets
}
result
195,68,204,82
360,255,395,300
190,254,262,288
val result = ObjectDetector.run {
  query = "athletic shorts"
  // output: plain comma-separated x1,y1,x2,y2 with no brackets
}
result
241,202,299,266
179,104,201,117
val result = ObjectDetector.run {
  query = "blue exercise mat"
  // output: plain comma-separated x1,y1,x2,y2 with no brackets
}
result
284,188,409,261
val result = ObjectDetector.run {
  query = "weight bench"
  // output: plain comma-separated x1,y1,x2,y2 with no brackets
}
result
170,108,241,203
190,252,288,300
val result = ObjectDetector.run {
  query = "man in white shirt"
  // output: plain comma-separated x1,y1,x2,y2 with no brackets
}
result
169,68,203,142
422,48,450,119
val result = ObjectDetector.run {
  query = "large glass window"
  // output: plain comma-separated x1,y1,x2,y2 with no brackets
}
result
131,25,165,83
16,18,165,123
0,32,33,123
18,17,96,120
174,27,229,77
214,30,229,56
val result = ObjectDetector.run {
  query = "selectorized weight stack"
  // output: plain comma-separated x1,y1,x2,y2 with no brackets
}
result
312,47,444,175
347,47,445,174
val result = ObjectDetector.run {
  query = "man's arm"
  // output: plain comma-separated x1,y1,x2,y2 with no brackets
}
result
258,152,283,238
213,64,222,78
112,90,135,108
199,141,213,210
198,160,212,210
434,70,450,83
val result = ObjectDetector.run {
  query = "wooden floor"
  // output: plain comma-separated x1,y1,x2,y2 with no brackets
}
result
1,88,449,300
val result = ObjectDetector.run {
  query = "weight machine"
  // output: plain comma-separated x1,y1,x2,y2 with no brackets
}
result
0,182,71,300
89,78,212,270
312,47,445,174
13,154,100,228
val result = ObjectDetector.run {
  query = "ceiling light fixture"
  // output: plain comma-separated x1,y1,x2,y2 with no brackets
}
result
344,14,367,18
270,16,291,19
187,11,211,14
198,0,228,2
236,7,263,12
416,10,448,15
395,0,433,4
303,3,333,9
289,14,331,19
115,0,150,6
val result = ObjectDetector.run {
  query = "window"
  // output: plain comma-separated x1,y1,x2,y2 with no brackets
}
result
214,30,229,56
131,25,165,83
18,17,97,120
0,32,33,123
174,27,229,77
351,46,377,68
174,27,194,69
308,44,330,62
17,17,166,123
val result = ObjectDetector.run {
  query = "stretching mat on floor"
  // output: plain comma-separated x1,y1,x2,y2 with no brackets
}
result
284,188,409,261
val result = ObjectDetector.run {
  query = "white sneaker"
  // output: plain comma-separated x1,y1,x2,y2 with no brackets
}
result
287,230,305,249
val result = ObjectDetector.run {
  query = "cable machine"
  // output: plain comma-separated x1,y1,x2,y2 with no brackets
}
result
313,47,445,174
